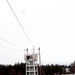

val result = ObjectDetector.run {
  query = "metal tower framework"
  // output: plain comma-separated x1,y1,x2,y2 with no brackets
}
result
24,48,41,75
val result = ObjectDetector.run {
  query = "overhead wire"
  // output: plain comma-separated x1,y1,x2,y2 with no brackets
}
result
0,0,34,55
6,0,34,47
0,37,24,50
0,50,24,55
0,44,24,51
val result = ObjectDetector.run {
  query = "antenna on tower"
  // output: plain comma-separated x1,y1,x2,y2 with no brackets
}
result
33,46,35,53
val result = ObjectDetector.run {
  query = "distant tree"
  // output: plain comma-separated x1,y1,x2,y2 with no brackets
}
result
0,62,68,75
0,69,5,75
69,61,75,73
8,68,17,75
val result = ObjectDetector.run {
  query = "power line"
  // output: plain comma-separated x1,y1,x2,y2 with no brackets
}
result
6,0,34,46
0,48,27,55
0,37,24,50
0,44,24,51
0,50,24,55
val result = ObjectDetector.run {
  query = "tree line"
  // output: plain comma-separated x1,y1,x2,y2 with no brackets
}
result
0,61,75,75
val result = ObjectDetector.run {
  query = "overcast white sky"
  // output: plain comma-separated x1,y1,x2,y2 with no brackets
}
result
0,0,75,65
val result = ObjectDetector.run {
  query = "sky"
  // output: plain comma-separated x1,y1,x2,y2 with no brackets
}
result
0,0,75,65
